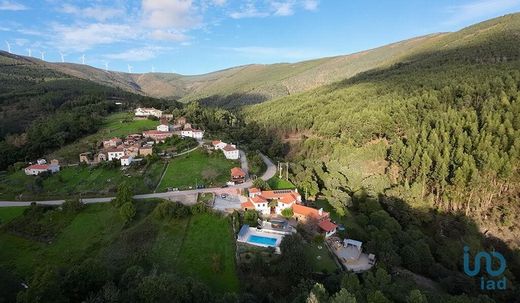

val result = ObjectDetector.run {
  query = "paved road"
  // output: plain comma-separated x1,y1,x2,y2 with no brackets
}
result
239,150,249,180
0,152,277,207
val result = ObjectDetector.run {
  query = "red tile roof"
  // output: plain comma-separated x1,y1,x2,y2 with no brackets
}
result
241,201,254,209
292,204,328,219
318,220,337,232
231,167,246,177
249,187,261,193
25,164,49,170
223,144,236,152
212,140,221,145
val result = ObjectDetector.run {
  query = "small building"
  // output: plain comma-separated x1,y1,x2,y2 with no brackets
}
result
79,152,92,164
176,116,187,125
231,167,246,184
223,144,239,160
37,159,47,165
139,145,153,157
120,155,133,166
142,130,174,142
107,148,125,161
135,107,163,118
212,140,227,150
292,204,329,223
96,152,107,162
24,160,60,176
318,220,338,238
103,137,122,148
162,114,173,120
192,129,204,139
157,118,171,132
180,129,192,138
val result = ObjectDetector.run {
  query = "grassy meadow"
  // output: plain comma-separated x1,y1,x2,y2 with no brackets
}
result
157,149,238,191
0,161,165,200
0,201,238,299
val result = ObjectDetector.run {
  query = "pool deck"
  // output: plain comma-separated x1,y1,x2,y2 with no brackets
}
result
237,225,284,253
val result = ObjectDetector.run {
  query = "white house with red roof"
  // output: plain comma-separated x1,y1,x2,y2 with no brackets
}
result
318,220,338,238
242,188,333,227
107,147,125,161
212,140,227,150
24,160,60,176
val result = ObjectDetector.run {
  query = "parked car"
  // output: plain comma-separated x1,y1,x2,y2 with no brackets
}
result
220,193,228,199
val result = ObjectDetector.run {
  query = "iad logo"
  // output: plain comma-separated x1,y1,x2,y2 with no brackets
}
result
463,246,507,290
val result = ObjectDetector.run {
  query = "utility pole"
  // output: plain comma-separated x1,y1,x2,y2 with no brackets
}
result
286,162,289,180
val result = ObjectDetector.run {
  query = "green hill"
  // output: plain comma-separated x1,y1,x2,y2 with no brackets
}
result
245,13,520,244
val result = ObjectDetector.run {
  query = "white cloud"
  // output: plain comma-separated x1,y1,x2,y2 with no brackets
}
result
230,2,269,19
445,0,520,25
150,29,189,41
52,23,138,52
59,4,125,22
141,0,201,29
104,46,174,61
272,1,295,16
0,1,27,11
302,0,318,11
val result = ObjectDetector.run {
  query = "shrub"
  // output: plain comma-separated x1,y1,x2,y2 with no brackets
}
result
120,202,136,223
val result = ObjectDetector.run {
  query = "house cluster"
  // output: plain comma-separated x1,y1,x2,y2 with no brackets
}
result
241,188,338,238
134,107,164,119
24,159,61,176
79,134,154,167
212,140,239,160
153,116,205,140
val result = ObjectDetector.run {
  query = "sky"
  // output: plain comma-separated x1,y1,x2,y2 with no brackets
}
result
1,0,519,75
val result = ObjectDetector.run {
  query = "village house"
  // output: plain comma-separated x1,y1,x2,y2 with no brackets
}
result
223,144,239,160
318,220,338,238
139,145,153,156
156,118,171,132
24,159,60,176
230,167,246,184
107,147,125,161
103,137,122,148
212,140,227,150
162,114,173,120
120,155,133,166
142,130,174,142
135,107,163,118
79,152,92,164
242,188,333,229
96,152,107,162
176,116,187,125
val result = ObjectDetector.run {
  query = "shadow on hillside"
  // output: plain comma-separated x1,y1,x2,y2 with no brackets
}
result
197,93,270,109
373,192,520,302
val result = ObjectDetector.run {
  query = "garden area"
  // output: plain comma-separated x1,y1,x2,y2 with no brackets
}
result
0,160,165,200
157,149,238,191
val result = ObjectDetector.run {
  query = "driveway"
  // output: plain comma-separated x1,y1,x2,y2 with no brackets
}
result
213,193,243,212
239,150,249,180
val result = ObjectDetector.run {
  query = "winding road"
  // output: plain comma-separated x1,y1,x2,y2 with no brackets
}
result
0,152,276,207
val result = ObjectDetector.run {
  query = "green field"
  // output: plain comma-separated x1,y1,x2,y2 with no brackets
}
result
157,149,238,191
268,176,295,190
47,112,159,163
0,202,238,297
304,242,338,273
0,161,164,200
0,207,26,225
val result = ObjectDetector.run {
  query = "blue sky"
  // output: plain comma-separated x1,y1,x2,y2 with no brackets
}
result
1,0,519,75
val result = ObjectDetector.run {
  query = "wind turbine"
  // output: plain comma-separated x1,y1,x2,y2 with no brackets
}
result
59,52,65,63
40,51,45,61
104,61,109,72
80,54,85,65
5,41,11,53
27,48,32,57
127,64,133,73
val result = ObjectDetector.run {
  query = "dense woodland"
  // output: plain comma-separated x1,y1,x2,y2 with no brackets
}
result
243,14,520,303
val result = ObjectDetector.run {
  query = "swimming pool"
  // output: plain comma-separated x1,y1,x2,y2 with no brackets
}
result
247,235,278,247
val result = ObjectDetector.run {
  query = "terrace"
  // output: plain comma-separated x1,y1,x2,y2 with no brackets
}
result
327,237,375,273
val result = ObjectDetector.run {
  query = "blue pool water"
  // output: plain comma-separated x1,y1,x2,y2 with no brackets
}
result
247,235,277,246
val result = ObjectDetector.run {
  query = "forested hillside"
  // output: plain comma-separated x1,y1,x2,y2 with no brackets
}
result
243,13,520,301
0,52,171,169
